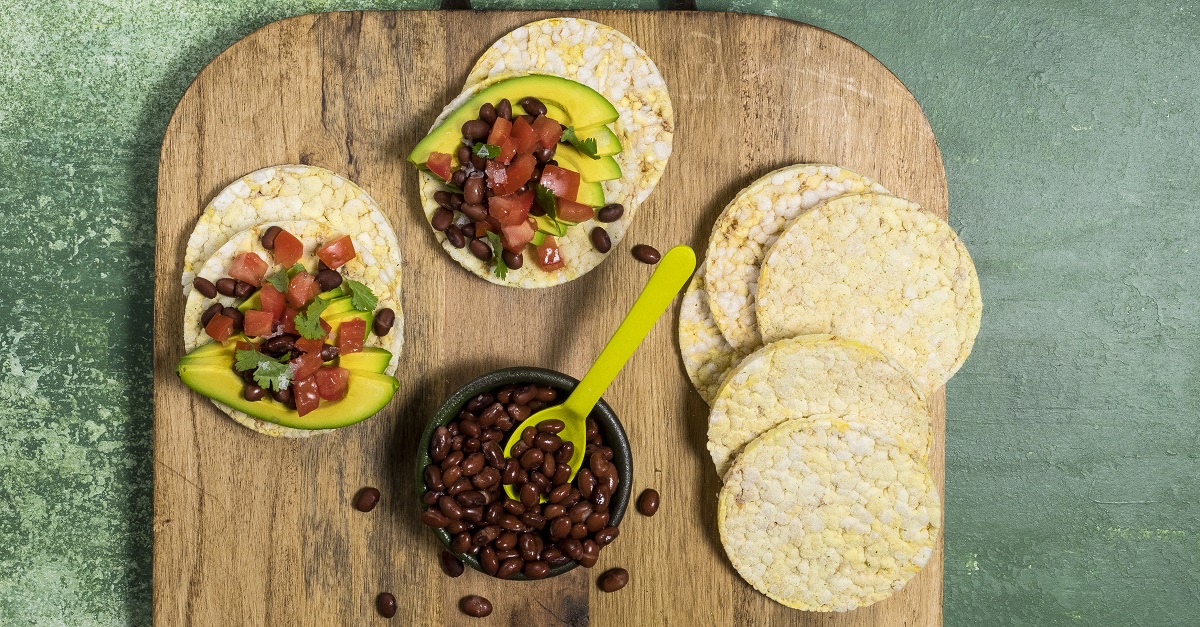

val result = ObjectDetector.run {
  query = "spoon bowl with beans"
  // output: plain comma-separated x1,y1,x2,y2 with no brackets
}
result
502,246,696,503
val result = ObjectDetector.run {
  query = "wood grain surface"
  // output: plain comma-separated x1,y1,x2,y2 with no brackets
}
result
153,10,947,626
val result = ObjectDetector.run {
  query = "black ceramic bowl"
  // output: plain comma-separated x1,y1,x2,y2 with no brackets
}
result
415,367,633,580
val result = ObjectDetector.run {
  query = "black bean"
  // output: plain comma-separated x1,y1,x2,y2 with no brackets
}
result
445,225,466,249
468,239,492,262
222,307,243,331
434,190,454,208
431,207,454,231
260,225,282,250
450,169,467,188
496,556,522,580
353,487,381,512
193,277,217,298
271,386,293,407
200,302,223,326
594,525,620,547
233,281,254,299
262,334,296,355
502,249,523,270
315,269,343,292
460,202,488,222
215,278,237,296
497,99,512,121
373,308,395,337
440,549,465,578
533,146,555,163
524,561,550,579
376,592,397,618
597,203,624,222
479,102,497,124
555,442,574,465
243,385,266,402
579,539,600,568
464,176,486,205
637,488,660,516
320,344,338,361
469,153,487,170
519,97,547,117
480,546,499,575
598,567,629,592
461,119,490,141
456,144,472,166
632,244,662,264
451,531,473,554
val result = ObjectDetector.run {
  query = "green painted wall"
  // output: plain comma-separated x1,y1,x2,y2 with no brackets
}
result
1,1,1196,625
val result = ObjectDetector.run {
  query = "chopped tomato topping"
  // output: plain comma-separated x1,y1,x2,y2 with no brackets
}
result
337,318,367,355
321,319,332,338
243,310,276,338
316,235,356,270
535,236,565,272
486,159,508,191
236,341,254,352
496,137,518,165
488,190,535,227
492,153,537,196
510,116,540,154
531,115,563,149
539,165,580,202
290,352,324,381
500,220,536,254
204,313,234,342
281,308,299,335
556,198,596,223
292,376,321,417
295,338,324,355
259,284,286,319
487,117,511,146
286,272,319,308
228,252,268,285
315,367,351,401
272,229,304,267
474,222,492,238
427,151,453,181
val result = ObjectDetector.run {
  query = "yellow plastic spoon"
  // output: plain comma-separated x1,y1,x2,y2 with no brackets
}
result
503,245,696,502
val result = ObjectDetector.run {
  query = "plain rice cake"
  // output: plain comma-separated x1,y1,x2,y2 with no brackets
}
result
678,265,747,405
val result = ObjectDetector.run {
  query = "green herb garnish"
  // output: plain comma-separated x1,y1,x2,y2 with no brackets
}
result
265,263,305,292
535,184,567,234
561,126,600,160
234,349,294,391
343,279,378,312
486,231,508,280
293,297,329,340
472,143,501,160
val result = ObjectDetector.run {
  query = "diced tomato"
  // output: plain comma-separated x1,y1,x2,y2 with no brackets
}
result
316,235,356,270
295,337,324,355
243,310,276,338
204,313,234,341
290,352,324,381
475,222,492,238
510,116,541,154
487,117,511,146
259,284,286,319
493,153,537,197
228,252,268,285
488,190,535,227
236,341,253,352
500,220,536,254
557,198,596,223
321,319,332,338
531,115,563,149
535,236,565,271
539,164,580,201
281,308,299,335
486,159,508,191
272,229,304,267
427,151,453,181
292,376,321,417
315,367,351,401
496,137,518,165
286,272,319,308
337,318,367,355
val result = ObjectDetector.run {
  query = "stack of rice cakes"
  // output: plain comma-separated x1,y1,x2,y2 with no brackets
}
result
678,164,981,612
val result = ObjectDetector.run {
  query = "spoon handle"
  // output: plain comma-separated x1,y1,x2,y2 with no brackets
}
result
564,246,697,418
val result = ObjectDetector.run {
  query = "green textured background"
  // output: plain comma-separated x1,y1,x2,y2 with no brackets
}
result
2,1,1197,625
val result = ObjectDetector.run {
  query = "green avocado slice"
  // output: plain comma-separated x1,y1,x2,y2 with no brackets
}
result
177,363,398,430
326,310,373,337
572,124,622,157
338,347,392,373
575,181,605,207
408,75,618,166
319,295,355,319
555,144,621,183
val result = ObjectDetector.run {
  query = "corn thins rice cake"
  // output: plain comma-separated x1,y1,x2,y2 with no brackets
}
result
705,164,887,353
678,265,747,405
707,334,930,478
184,221,403,438
422,17,671,287
757,193,981,394
718,418,941,612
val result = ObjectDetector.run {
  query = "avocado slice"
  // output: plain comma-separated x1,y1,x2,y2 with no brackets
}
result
555,144,621,183
531,231,546,247
237,287,343,312
533,214,573,236
408,75,619,166
572,125,622,157
338,347,392,373
319,295,356,319
575,181,605,207
180,336,248,362
177,363,398,430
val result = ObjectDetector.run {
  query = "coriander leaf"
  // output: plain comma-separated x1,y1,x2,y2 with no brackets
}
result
486,231,508,280
472,143,501,160
535,185,568,235
234,349,294,391
235,348,267,372
265,264,302,293
343,279,378,312
293,297,329,340
561,126,601,160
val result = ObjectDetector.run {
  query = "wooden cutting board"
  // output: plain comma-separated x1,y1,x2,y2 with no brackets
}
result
153,10,947,626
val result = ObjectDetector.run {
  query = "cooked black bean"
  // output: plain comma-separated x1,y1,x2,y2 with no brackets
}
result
632,244,662,264
502,249,523,270
507,403,531,422
585,511,610,533
421,508,450,528
243,385,266,402
222,307,243,331
431,207,454,231
434,190,454,209
438,495,464,520
442,465,462,487
588,227,611,253
462,119,490,141
262,334,296,355
577,469,596,500
497,98,513,121
445,225,466,249
519,96,547,117
320,344,338,361
215,277,237,296
200,302,223,327
534,146,555,163
637,488,660,516
193,277,217,298
597,203,624,223
496,556,523,580
537,419,565,434
451,531,473,554
470,153,487,170
468,238,492,262
479,102,497,124
233,281,255,299
520,483,539,508
376,592,397,618
519,448,544,471
374,308,396,337
594,526,620,547
440,549,465,578
315,268,343,292
524,560,550,579
460,202,488,222
260,225,282,249
463,176,485,205
579,539,600,568
480,547,499,575
353,487,381,512
558,538,584,561
450,169,467,188
456,144,472,166
598,567,628,592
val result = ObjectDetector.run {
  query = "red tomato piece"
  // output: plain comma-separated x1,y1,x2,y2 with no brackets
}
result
500,220,536,254
535,236,565,272
539,164,580,201
204,313,234,341
510,116,540,154
290,352,324,381
488,190,535,227
556,198,596,223
487,117,511,146
493,153,537,197
474,222,492,238
295,337,324,355
259,284,286,319
236,341,253,352
292,376,321,417
531,115,563,149
337,318,367,355
321,319,332,338
286,272,318,308
486,159,508,191
427,151,453,181
228,252,268,285
317,235,356,270
243,310,276,338
496,137,518,165
315,366,351,401
272,229,304,267
281,308,299,335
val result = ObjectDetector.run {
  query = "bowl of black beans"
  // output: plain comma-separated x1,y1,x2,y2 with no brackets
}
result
416,367,632,580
